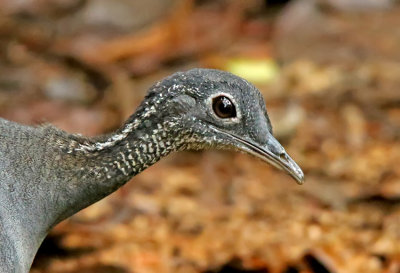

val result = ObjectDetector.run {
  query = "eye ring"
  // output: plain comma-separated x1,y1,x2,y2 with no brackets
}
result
212,95,237,119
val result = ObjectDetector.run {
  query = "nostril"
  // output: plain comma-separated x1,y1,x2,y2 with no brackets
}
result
279,153,287,161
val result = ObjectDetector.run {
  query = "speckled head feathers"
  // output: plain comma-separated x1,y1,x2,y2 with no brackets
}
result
141,68,304,184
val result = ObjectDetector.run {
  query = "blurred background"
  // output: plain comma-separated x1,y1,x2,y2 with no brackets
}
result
1,0,400,272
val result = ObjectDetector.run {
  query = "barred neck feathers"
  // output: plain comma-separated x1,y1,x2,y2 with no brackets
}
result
64,78,198,153
77,115,181,184
50,82,195,222
81,92,187,169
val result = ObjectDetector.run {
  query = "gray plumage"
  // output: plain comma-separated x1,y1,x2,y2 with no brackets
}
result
0,68,304,273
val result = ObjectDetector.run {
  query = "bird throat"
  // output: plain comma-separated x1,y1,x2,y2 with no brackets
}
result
52,103,186,224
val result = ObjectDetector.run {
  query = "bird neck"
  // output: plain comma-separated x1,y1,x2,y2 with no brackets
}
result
52,99,186,225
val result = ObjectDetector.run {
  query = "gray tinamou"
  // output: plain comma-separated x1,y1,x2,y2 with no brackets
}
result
0,69,304,273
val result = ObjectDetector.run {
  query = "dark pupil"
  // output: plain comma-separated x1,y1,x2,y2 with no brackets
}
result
212,96,236,118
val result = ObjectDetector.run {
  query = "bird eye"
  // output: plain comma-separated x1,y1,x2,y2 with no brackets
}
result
212,95,236,119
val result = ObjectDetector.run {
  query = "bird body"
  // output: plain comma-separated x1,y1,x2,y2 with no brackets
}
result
0,69,304,273
0,119,57,272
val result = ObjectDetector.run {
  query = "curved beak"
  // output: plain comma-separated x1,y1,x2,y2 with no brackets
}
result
248,136,305,185
226,132,305,184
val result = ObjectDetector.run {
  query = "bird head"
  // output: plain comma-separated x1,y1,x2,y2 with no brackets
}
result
148,68,304,184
